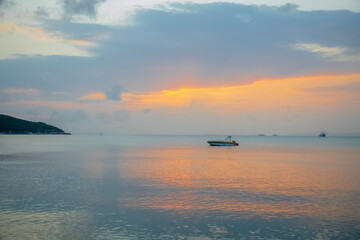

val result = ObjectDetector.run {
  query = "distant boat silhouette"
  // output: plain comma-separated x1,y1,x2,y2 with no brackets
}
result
319,132,326,137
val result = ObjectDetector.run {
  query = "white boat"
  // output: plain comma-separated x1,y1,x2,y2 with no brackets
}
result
207,136,239,146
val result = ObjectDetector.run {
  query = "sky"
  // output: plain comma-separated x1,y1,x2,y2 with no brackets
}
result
0,0,359,135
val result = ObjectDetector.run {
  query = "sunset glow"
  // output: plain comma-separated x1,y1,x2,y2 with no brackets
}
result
117,146,360,217
1,2,360,238
81,92,107,100
121,74,360,113
0,1,359,135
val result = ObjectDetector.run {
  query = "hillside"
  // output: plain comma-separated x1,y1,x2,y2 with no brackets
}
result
0,114,70,135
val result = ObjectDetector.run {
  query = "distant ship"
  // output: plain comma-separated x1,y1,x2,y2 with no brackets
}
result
207,136,239,146
319,132,326,137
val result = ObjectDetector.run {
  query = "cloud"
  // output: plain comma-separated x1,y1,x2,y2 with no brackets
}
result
116,74,360,114
81,92,106,100
0,0,14,8
292,43,345,57
298,81,360,93
2,88,40,95
0,2,359,135
278,3,299,13
105,86,123,101
0,23,95,59
61,0,106,20
34,6,49,17
1,3,360,99
0,0,15,18
80,87,124,101
292,43,360,62
235,13,252,22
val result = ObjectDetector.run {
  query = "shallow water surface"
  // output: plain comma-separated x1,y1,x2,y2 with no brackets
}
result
0,135,360,239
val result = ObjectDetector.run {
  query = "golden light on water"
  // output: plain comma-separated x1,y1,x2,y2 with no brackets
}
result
117,145,360,218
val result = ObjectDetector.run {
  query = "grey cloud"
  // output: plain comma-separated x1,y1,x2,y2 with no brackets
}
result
42,19,109,43
34,6,49,17
0,0,14,7
93,3,360,88
61,0,106,20
278,3,299,13
105,86,123,101
1,3,360,95
0,0,15,17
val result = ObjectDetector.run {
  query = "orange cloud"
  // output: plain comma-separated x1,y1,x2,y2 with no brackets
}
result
121,74,360,113
29,27,94,46
81,92,106,100
2,74,358,117
0,23,17,33
0,22,95,59
0,23,94,46
67,39,95,46
0,23,47,40
2,88,39,95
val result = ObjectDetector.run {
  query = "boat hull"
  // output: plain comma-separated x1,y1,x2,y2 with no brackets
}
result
207,141,238,146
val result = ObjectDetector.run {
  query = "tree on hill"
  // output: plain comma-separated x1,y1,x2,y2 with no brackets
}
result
0,114,70,134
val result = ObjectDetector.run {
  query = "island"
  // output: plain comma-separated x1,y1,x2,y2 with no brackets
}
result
0,114,71,135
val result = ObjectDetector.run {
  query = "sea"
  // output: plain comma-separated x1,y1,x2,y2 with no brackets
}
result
0,135,359,239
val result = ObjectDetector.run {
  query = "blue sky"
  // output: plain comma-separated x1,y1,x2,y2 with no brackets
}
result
0,0,359,135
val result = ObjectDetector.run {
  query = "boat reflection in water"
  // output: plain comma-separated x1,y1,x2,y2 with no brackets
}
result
207,136,239,146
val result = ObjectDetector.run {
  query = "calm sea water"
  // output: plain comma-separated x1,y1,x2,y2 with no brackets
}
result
0,135,359,239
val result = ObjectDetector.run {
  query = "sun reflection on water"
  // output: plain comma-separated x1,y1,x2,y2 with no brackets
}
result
117,146,360,219
1,137,360,239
